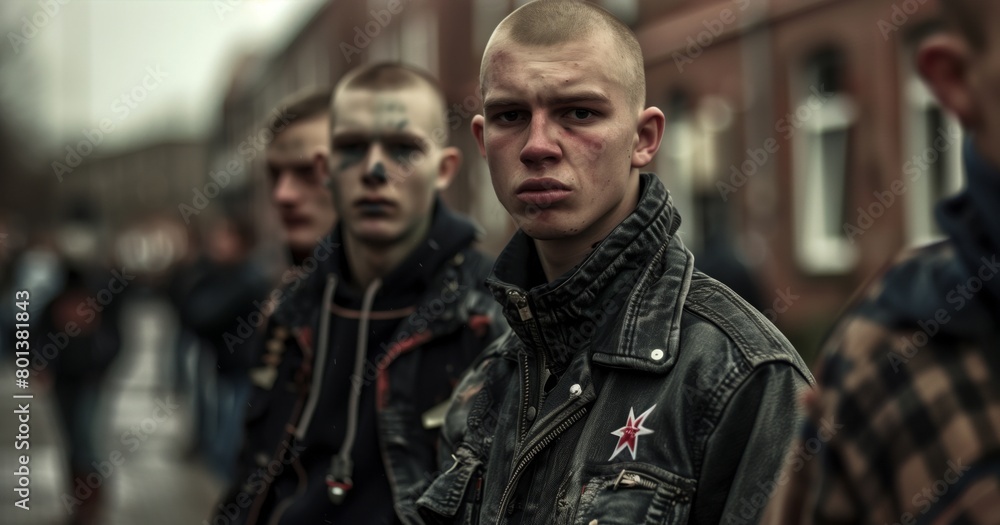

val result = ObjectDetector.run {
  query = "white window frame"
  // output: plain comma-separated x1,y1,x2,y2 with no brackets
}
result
657,110,698,251
902,74,964,247
792,87,859,275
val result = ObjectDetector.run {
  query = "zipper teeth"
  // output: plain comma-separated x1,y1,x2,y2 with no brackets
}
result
495,406,589,523
519,357,531,442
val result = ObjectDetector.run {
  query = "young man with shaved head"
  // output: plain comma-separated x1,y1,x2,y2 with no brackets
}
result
764,1,1000,523
417,2,813,524
212,63,506,525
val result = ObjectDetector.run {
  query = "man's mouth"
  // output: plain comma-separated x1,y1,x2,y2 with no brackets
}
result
355,197,395,216
282,215,311,228
515,178,572,207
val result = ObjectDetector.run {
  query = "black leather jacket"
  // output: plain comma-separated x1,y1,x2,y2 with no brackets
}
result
418,174,815,525
216,204,508,525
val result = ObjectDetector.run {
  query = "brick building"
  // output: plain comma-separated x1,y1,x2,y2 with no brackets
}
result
637,0,956,354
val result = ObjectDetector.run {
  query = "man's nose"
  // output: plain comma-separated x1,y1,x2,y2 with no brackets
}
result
520,115,562,168
362,144,390,186
273,172,300,203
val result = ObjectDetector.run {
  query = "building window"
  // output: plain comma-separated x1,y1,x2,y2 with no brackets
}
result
401,8,438,75
657,92,698,250
902,65,964,246
792,48,858,274
656,93,735,254
367,0,400,62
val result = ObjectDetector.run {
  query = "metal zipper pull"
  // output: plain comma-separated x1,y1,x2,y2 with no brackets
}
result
508,289,533,321
613,470,658,491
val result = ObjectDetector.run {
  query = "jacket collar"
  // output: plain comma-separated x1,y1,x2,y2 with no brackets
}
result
487,173,690,374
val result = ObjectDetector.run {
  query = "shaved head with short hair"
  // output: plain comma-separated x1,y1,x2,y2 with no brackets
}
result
333,62,450,145
482,0,646,110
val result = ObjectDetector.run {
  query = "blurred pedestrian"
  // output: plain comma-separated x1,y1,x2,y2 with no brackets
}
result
180,216,270,481
763,0,1000,522
213,62,508,525
33,238,123,525
417,3,813,524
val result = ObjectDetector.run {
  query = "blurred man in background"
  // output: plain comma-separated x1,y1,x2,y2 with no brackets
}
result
180,215,271,481
417,2,812,524
213,62,506,525
764,0,1000,522
32,219,124,525
265,89,337,266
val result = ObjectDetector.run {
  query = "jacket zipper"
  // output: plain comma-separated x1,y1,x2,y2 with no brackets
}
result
502,289,578,521
508,289,544,445
612,470,659,491
610,470,689,502
495,405,589,523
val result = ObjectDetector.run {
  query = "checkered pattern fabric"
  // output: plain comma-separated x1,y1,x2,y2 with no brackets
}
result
763,247,1000,525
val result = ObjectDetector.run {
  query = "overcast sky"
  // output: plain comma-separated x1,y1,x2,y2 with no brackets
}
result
1,0,325,155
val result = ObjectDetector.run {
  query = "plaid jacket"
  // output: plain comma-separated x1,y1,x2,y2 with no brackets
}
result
763,163,1000,525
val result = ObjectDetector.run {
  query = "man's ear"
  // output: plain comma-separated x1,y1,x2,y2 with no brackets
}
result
917,33,977,128
314,151,330,186
435,146,463,191
632,107,665,168
471,115,488,158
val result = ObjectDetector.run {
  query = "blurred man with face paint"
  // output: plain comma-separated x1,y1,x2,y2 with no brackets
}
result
213,63,507,525
764,1,1000,523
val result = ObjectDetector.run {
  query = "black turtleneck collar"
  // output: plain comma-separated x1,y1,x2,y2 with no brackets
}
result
486,173,681,372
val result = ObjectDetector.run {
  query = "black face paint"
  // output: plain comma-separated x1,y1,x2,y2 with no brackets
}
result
364,161,388,185
371,161,388,182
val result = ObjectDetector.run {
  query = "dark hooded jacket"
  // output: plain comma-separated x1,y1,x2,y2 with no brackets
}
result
215,201,507,525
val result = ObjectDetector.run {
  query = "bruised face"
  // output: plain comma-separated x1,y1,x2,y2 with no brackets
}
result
327,86,457,248
473,35,648,242
266,115,335,255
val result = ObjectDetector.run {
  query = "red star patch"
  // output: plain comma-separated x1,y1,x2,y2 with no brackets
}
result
609,405,656,461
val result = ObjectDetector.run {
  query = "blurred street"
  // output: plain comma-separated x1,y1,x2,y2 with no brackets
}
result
1,295,223,525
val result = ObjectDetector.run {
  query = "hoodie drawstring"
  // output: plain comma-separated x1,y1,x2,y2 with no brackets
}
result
294,274,338,441
327,277,382,504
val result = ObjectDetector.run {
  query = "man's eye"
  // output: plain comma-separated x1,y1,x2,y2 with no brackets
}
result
569,109,595,120
388,144,422,162
496,111,522,123
333,142,368,167
335,142,366,155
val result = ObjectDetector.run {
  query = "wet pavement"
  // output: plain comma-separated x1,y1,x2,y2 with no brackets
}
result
1,295,224,525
